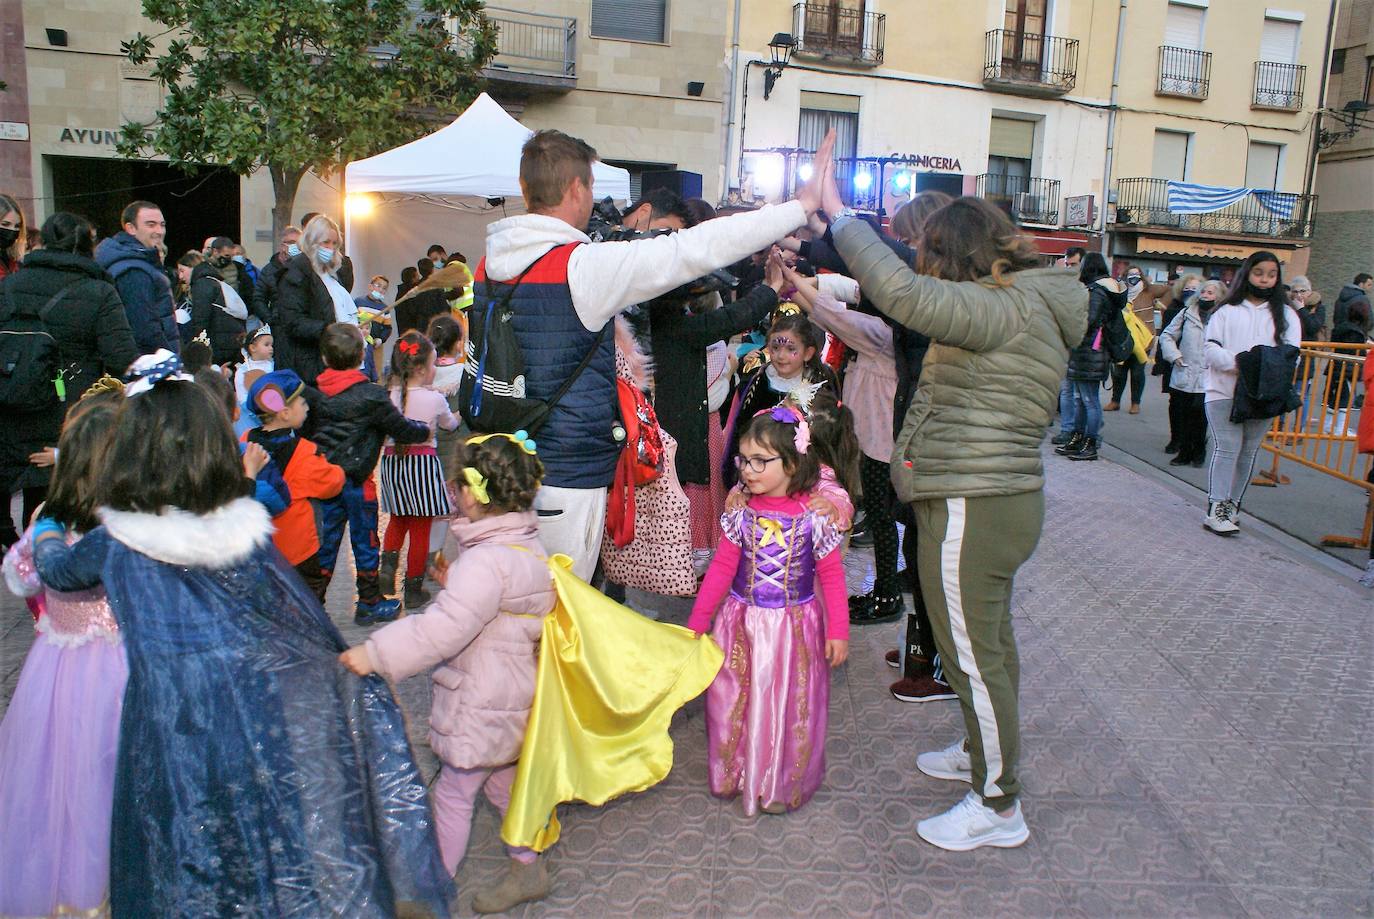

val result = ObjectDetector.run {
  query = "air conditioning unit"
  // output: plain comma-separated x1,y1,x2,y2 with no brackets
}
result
1014,192,1043,219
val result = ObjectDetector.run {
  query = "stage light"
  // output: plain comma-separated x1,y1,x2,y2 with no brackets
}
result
345,193,376,218
798,163,814,181
892,171,911,192
853,171,873,192
750,155,785,195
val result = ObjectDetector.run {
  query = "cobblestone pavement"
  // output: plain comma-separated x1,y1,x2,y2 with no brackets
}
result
2,448,1371,917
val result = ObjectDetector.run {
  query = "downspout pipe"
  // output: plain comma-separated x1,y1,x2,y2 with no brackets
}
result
721,0,743,201
1303,0,1338,218
1100,0,1128,259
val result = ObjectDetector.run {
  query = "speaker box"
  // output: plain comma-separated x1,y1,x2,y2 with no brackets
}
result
641,170,704,201
914,172,963,197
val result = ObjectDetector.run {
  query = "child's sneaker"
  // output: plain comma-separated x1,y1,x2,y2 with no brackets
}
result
354,598,402,626
917,791,1029,852
917,738,973,782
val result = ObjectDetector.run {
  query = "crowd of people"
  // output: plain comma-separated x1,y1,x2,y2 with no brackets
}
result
1,120,1372,918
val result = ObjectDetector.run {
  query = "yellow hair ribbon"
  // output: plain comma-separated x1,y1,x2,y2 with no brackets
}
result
461,466,490,504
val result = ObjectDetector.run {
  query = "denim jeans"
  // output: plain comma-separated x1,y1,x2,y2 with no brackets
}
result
1057,378,1075,435
317,477,383,600
1069,380,1103,438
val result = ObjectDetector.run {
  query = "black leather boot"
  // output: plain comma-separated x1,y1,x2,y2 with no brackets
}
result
403,576,430,609
848,590,905,624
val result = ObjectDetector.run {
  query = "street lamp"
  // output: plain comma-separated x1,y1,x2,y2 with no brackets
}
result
763,32,795,100
1319,100,1372,149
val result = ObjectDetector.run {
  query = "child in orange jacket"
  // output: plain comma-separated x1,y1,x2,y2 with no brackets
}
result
244,369,345,599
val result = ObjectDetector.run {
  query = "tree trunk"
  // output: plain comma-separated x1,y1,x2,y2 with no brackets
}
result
268,164,307,243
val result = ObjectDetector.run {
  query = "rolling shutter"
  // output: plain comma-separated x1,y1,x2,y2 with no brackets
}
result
1245,142,1282,190
1260,17,1299,64
990,117,1036,159
590,0,666,43
1152,130,1190,181
1164,3,1205,50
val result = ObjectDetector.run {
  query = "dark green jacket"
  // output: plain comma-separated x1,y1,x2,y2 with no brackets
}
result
832,219,1088,502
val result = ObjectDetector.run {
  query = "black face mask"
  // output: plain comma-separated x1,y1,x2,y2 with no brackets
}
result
1244,282,1276,300
0,227,18,250
214,255,233,268
1196,297,1216,310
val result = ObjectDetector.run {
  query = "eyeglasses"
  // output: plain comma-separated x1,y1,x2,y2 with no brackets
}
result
734,454,784,474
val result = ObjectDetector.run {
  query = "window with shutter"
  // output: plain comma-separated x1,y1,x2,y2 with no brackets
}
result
1164,3,1205,50
1152,129,1191,182
1260,17,1299,64
590,0,667,43
1244,142,1282,190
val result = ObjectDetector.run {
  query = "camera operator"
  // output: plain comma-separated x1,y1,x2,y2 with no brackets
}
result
476,129,825,579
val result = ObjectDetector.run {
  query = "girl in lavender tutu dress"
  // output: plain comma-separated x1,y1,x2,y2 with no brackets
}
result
0,385,126,918
687,405,850,815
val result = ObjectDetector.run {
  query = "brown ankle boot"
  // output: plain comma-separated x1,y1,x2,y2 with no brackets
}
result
471,858,550,914
1104,401,1120,412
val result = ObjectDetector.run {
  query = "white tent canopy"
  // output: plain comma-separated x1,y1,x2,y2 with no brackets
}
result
342,93,630,294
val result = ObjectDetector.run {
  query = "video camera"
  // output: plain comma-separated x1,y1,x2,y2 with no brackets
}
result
585,198,738,301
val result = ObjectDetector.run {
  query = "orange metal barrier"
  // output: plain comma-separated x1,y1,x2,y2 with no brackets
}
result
1254,341,1372,549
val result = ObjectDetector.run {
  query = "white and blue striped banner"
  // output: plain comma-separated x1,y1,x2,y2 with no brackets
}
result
1165,181,1299,220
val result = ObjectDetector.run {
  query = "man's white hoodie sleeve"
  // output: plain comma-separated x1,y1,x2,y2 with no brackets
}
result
566,200,807,331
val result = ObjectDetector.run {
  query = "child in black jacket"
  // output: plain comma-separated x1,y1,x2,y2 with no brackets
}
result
310,323,430,623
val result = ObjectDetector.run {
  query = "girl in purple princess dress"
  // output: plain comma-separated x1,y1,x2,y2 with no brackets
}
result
0,386,127,918
687,406,850,816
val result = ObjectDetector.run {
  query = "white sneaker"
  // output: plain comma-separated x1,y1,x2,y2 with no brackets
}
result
1226,500,1242,529
917,791,1030,852
1359,559,1374,589
1204,500,1239,536
916,738,973,782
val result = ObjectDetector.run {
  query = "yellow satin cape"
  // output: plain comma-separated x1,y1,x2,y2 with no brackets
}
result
500,554,724,851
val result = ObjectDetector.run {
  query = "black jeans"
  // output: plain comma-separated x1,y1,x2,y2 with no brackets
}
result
860,455,900,596
1111,357,1147,407
1170,389,1207,461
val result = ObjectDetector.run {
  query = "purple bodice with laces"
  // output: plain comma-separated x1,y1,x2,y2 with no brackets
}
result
727,511,820,608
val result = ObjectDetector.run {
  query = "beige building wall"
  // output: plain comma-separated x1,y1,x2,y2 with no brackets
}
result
1110,0,1332,194
498,0,728,200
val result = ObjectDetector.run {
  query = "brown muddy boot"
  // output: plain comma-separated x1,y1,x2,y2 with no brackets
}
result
471,858,550,914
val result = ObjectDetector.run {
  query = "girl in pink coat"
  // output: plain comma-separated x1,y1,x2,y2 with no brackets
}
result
340,431,555,915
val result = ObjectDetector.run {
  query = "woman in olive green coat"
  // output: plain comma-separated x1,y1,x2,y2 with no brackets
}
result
810,147,1087,852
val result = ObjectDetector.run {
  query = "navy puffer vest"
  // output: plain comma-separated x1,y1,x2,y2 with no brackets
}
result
473,244,619,489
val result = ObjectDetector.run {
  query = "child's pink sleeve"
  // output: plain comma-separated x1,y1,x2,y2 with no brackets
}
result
435,395,460,431
687,538,740,634
815,465,853,531
815,550,849,640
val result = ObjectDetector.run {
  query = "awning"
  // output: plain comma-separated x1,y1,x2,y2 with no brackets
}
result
1025,229,1090,257
1135,235,1296,262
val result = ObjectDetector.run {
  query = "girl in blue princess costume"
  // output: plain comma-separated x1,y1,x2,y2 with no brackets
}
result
32,352,452,918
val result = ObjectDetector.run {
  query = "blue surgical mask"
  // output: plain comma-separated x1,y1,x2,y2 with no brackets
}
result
231,254,245,264
369,290,384,301
433,259,445,269
316,247,335,264
286,243,301,258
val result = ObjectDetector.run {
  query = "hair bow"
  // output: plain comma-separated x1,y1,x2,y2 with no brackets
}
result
756,405,811,455
468,429,538,455
123,349,192,397
397,339,420,356
461,466,490,504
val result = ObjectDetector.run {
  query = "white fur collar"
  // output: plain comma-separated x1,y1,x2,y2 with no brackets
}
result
99,497,274,568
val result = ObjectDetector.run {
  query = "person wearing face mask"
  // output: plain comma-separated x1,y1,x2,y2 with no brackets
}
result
1105,265,1152,414
253,225,301,326
206,236,256,311
353,275,395,381
1201,252,1301,535
1159,279,1223,467
0,193,28,282
274,214,356,386
1156,274,1202,452
1287,276,1324,428
187,239,251,368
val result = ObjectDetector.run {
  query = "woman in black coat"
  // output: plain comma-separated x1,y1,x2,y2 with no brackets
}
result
0,212,140,548
274,215,354,385
1056,252,1125,461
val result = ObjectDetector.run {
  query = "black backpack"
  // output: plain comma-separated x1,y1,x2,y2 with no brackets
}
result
460,252,607,434
1103,307,1135,364
0,283,76,410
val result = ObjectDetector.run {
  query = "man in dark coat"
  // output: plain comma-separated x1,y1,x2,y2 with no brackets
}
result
1333,273,1372,329
253,225,301,324
94,200,178,355
0,212,141,549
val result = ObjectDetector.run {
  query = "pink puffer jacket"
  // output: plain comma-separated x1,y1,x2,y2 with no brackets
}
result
365,510,555,769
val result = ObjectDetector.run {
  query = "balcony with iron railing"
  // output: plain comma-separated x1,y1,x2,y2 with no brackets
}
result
1252,60,1305,111
1112,177,1316,239
974,174,1061,225
1157,46,1211,99
791,2,885,67
983,30,1077,95
457,6,576,93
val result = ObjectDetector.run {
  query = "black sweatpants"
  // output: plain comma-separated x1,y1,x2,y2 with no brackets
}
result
860,454,900,597
1111,357,1147,407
